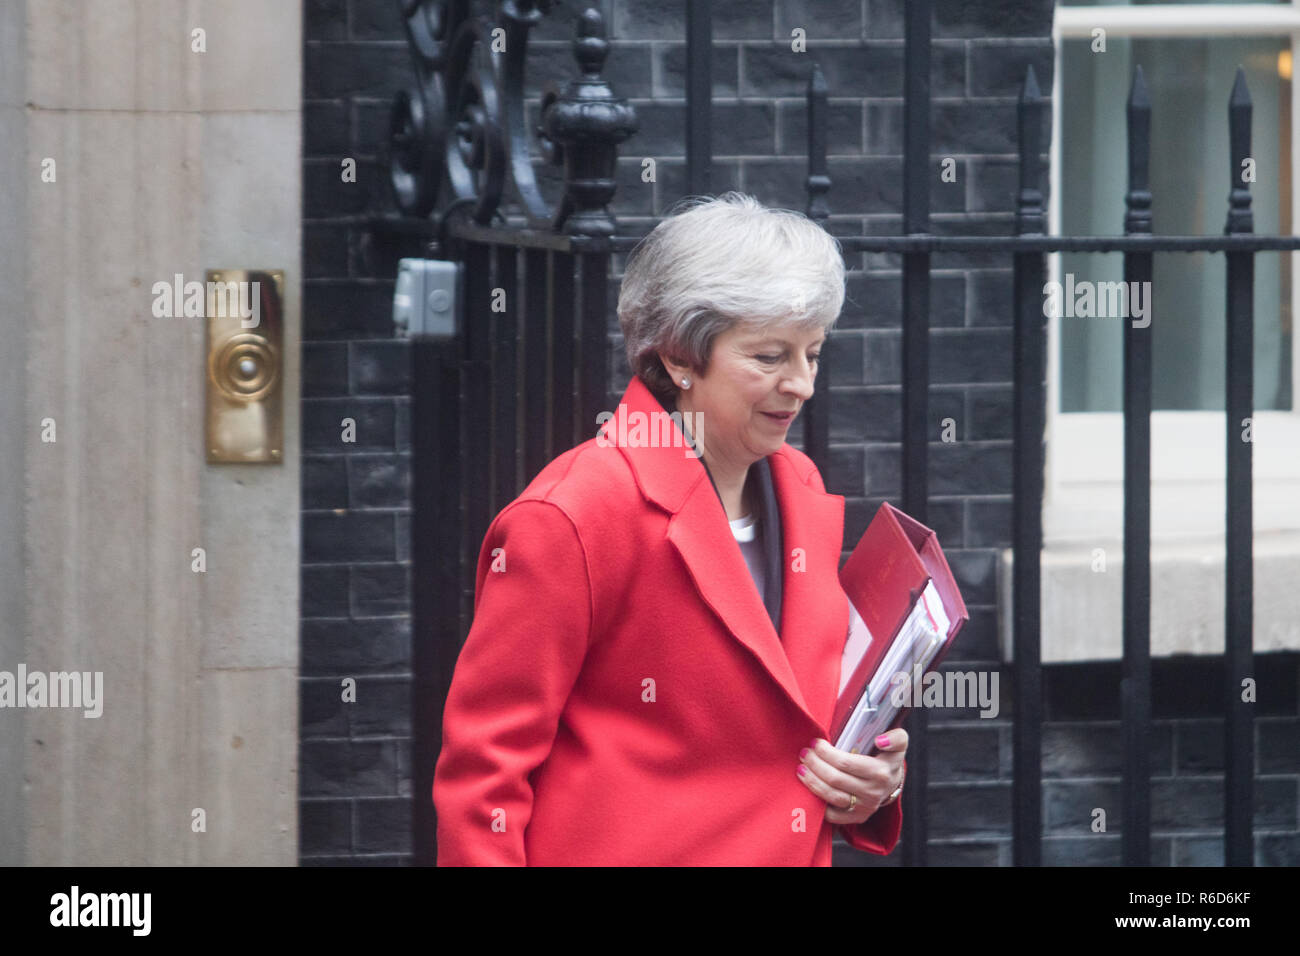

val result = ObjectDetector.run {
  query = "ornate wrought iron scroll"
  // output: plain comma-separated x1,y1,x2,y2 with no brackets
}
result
387,0,638,236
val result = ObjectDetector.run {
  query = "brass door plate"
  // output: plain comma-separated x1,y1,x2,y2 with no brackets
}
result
205,269,284,463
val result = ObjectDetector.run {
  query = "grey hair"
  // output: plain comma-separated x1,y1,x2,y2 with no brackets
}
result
617,191,845,406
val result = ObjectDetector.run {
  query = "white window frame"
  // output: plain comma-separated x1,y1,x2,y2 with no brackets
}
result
1047,3,1300,543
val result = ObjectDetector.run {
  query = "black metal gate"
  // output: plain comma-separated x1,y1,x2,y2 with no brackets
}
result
382,0,1297,866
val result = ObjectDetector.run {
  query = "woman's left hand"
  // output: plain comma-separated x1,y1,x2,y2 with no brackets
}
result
796,729,908,825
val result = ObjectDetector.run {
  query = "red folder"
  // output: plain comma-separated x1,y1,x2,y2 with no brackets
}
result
831,502,970,745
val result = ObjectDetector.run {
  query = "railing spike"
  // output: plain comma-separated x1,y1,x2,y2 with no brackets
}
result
1016,62,1046,237
1128,63,1150,108
1226,64,1254,235
1126,65,1152,236
810,58,827,92
1021,63,1041,102
1229,64,1251,107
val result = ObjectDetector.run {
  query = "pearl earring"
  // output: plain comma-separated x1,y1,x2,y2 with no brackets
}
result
680,377,691,388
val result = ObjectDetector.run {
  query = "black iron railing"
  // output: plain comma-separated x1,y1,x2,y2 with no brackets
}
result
382,0,1296,867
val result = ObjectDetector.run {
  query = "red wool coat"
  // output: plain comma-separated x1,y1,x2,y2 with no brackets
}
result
433,374,903,865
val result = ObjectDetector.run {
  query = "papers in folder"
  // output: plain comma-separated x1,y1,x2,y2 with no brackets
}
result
835,581,950,754
831,502,969,756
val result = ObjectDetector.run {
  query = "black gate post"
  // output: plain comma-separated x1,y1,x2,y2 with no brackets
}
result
1223,67,1256,868
462,241,493,628
686,0,713,197
1012,66,1047,868
1121,66,1154,867
490,246,521,512
804,62,831,471
411,333,463,866
899,0,933,868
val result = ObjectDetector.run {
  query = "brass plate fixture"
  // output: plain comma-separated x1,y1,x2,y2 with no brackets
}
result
205,269,284,463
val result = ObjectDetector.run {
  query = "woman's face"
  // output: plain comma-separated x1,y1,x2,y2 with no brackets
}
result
669,321,825,471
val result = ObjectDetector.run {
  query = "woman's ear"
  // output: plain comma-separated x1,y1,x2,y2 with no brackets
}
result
657,351,691,385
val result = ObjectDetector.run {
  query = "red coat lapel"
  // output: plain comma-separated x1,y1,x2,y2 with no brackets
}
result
602,376,847,732
770,450,847,731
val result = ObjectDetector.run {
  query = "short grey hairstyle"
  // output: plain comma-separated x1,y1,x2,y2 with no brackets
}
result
617,191,845,406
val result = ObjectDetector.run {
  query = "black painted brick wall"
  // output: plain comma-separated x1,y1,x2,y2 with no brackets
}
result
300,0,1300,865
301,0,415,866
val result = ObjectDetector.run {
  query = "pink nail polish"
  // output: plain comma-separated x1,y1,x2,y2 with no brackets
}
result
797,765,807,777
799,747,810,760
875,734,891,749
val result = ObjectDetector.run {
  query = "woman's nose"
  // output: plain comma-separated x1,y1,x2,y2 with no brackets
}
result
783,361,816,399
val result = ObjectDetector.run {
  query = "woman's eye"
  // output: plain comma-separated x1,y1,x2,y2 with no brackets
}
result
756,354,781,364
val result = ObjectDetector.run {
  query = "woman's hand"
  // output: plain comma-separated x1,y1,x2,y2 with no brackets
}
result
796,729,908,826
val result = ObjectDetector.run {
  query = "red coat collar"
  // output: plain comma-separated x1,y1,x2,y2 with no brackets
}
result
598,376,847,731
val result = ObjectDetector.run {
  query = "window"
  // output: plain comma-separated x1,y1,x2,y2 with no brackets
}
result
1047,2,1300,541
1004,3,1300,663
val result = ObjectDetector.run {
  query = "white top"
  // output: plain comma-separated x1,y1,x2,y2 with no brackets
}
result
729,512,766,603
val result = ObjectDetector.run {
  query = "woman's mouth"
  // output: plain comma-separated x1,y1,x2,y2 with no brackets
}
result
761,410,796,425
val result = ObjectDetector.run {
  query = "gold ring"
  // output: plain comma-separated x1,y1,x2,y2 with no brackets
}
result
847,793,857,811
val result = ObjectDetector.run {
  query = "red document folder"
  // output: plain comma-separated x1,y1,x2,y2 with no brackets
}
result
830,502,970,746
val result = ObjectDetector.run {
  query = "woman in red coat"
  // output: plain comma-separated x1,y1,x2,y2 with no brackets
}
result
433,192,908,865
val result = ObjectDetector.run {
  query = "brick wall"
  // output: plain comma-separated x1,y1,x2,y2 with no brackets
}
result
301,0,415,864
300,0,1300,865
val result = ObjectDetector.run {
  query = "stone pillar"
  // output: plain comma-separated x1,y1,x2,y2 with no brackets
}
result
0,0,30,867
0,0,301,864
